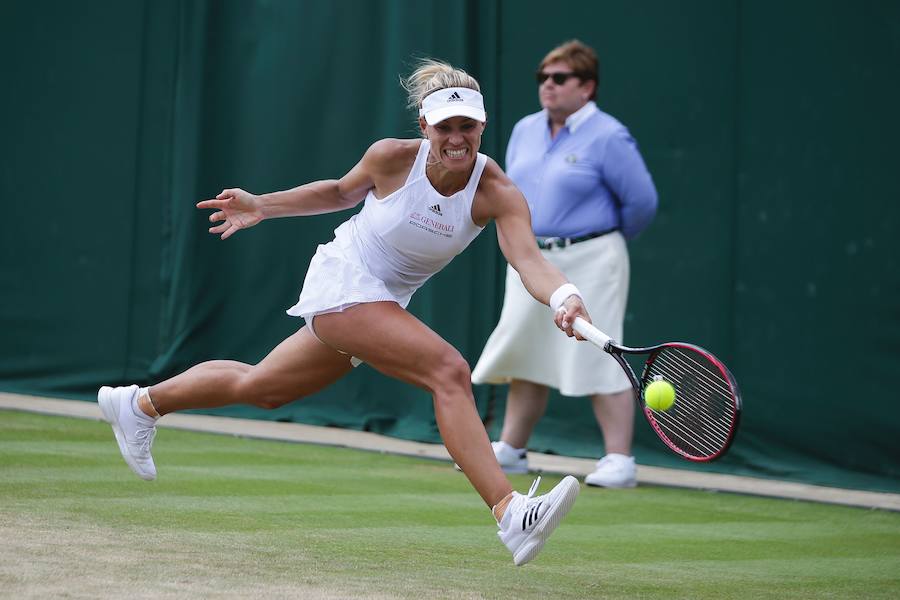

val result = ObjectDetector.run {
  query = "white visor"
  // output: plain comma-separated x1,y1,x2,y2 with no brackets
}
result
419,87,486,125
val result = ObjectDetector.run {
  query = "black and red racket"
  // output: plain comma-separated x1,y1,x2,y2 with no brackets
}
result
573,317,741,462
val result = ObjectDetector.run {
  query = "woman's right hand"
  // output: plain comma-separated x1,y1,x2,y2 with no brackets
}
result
196,188,265,240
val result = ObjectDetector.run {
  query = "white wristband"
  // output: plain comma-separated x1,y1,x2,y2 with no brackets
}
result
549,283,581,312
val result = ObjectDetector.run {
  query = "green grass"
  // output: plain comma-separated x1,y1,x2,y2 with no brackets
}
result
2,410,899,599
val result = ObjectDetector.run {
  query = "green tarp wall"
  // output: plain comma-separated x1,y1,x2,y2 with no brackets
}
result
2,0,898,493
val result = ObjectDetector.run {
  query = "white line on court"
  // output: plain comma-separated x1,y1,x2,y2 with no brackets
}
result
2,391,897,511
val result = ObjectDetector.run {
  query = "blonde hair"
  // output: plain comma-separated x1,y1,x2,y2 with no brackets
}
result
401,59,481,113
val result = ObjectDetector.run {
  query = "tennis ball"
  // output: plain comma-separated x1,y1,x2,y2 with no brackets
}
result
645,379,675,411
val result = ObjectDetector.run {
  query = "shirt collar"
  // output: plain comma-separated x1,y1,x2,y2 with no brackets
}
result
565,101,598,133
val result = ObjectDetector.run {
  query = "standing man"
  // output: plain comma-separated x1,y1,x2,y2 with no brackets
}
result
472,40,657,488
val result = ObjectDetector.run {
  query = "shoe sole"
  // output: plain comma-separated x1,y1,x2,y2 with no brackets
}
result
513,475,580,566
455,463,529,474
500,464,529,475
98,386,155,481
584,479,637,489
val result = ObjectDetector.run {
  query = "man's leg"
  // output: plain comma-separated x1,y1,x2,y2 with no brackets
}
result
499,379,550,450
585,388,637,488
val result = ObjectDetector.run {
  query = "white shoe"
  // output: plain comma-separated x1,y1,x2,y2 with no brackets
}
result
584,453,637,488
453,440,528,474
98,385,158,481
497,476,580,566
492,441,529,474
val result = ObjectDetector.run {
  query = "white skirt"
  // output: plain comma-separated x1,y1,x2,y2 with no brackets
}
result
286,228,408,323
471,232,632,397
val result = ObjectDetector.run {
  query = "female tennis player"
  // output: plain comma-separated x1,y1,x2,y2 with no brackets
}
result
98,59,589,566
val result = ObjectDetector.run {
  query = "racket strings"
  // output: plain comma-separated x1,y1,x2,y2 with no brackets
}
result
649,375,732,455
643,346,736,459
652,355,734,439
649,354,734,455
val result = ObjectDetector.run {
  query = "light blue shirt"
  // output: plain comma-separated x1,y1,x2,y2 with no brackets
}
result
505,102,658,240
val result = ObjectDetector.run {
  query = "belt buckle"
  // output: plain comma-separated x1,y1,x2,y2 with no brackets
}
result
542,236,562,250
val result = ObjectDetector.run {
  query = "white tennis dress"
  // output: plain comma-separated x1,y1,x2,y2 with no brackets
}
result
287,140,486,321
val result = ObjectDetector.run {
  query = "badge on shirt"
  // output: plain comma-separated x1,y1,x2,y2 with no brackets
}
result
565,154,578,164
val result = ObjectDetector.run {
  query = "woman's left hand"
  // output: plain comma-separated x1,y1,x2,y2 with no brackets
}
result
554,295,591,340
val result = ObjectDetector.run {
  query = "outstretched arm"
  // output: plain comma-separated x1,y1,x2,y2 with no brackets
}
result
483,171,592,337
196,140,387,239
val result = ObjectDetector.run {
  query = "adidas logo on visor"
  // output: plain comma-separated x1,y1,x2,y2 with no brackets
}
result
419,88,486,125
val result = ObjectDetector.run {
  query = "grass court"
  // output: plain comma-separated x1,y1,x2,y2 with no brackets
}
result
1,410,898,599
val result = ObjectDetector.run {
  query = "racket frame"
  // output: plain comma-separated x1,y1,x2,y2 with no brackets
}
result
573,317,741,462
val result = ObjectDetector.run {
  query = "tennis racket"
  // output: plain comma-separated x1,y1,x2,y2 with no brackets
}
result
573,317,741,462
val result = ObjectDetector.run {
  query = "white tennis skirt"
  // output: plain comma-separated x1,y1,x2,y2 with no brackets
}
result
471,232,632,397
286,233,410,323
285,235,405,369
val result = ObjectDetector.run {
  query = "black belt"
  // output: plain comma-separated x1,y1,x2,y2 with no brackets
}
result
536,227,619,250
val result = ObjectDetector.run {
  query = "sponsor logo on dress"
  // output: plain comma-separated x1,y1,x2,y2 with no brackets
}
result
408,211,455,238
428,203,443,216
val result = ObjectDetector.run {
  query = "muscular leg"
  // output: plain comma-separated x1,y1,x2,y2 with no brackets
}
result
590,389,635,455
499,380,550,449
149,327,353,415
313,302,512,508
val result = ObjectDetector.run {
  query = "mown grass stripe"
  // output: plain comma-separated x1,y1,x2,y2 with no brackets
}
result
2,410,899,600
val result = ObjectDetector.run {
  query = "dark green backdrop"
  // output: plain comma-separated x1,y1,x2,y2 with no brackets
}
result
2,0,898,492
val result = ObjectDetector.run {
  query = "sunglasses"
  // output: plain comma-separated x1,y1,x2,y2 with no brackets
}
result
536,71,581,85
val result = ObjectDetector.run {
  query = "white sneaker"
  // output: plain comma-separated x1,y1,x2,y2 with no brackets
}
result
98,385,158,481
492,441,529,474
453,440,528,474
497,476,580,566
584,453,637,488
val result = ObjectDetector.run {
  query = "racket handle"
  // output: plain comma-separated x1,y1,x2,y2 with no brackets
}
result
573,317,612,349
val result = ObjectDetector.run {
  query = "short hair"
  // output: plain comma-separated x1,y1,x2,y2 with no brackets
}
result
539,40,599,99
401,59,481,113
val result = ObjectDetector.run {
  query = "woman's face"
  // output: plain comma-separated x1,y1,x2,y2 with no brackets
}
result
421,116,485,172
538,60,593,118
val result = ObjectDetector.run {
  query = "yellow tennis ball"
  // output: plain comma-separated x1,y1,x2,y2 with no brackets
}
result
645,379,675,411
